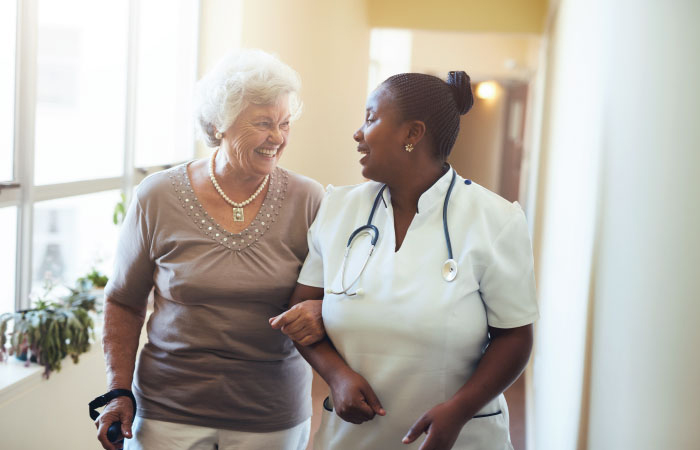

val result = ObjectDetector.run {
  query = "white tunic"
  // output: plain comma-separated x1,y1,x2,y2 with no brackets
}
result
298,169,538,450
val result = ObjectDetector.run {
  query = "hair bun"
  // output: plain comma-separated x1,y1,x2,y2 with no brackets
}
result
447,71,474,115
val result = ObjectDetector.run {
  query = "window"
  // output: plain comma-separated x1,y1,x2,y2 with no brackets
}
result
0,208,18,314
0,0,17,181
34,0,129,185
2,0,199,313
32,191,122,295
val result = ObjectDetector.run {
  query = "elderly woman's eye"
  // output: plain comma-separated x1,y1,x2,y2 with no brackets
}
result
280,122,290,130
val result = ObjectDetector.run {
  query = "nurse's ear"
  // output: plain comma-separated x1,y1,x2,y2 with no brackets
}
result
402,119,426,148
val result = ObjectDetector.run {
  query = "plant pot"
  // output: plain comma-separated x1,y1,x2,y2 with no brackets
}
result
15,350,37,363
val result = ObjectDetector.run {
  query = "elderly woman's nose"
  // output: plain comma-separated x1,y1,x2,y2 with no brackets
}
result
268,127,284,144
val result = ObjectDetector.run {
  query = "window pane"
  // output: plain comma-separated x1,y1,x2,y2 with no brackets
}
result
0,208,17,313
134,0,198,168
0,1,17,181
34,0,128,185
32,190,121,297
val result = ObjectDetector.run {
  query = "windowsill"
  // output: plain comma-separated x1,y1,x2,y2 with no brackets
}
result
0,316,105,404
0,355,46,404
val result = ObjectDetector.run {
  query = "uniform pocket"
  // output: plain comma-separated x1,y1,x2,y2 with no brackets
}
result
455,410,512,450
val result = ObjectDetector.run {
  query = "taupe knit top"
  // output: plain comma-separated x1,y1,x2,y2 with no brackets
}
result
105,162,324,432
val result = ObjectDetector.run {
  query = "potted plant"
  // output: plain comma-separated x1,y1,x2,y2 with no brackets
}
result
77,267,109,290
0,283,97,378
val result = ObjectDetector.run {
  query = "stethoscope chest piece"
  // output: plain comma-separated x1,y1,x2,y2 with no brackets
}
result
442,259,458,282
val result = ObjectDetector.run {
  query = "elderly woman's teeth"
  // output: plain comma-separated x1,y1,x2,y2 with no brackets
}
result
256,148,277,157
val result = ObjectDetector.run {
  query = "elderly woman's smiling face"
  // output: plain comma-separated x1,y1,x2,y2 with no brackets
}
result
221,94,291,178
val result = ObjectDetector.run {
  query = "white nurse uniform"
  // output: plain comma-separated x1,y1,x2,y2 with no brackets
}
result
297,168,538,450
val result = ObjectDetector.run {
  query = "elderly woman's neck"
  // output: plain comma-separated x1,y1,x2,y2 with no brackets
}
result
214,148,268,191
387,160,447,213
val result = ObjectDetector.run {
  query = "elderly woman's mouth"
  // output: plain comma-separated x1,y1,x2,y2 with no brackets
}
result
255,148,278,157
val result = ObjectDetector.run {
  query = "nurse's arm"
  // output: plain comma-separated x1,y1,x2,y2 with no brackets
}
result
403,324,533,449
279,283,386,425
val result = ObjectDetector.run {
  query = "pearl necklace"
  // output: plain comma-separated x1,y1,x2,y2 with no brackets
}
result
209,148,269,222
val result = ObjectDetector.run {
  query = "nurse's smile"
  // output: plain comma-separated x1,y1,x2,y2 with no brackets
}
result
357,145,369,163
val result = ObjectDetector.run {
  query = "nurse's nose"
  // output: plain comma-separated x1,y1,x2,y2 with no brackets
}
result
353,128,363,142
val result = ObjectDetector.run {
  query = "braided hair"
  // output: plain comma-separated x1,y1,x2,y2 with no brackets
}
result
381,71,473,161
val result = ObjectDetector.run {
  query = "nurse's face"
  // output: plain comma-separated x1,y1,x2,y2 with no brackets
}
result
353,87,406,182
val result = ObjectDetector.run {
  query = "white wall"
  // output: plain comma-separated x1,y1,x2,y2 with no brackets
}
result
586,1,700,448
529,0,607,447
531,0,700,448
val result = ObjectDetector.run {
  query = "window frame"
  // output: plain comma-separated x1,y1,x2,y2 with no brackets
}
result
1,0,199,312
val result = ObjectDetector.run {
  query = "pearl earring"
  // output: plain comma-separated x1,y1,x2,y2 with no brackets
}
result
215,131,223,140
404,143,414,153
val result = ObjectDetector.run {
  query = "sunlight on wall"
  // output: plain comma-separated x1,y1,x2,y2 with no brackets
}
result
368,28,412,94
531,0,607,447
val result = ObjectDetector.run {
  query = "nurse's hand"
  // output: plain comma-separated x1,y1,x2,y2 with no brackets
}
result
329,367,386,424
269,299,325,346
402,401,464,450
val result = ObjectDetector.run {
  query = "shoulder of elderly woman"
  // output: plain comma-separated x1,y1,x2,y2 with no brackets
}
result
130,165,182,206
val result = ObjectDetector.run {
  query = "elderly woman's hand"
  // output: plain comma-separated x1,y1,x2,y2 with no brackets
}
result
269,299,324,345
95,396,134,450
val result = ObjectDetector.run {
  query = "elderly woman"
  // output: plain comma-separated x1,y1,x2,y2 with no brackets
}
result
272,71,538,449
95,49,325,450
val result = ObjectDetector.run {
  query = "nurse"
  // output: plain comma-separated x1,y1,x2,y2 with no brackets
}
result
271,71,538,449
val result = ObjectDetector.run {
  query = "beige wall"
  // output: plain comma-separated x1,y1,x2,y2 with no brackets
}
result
408,30,539,194
368,0,549,33
408,31,539,196
198,0,371,188
410,30,541,82
448,86,508,191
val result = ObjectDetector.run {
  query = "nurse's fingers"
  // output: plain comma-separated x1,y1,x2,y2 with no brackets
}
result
402,414,430,444
361,385,386,416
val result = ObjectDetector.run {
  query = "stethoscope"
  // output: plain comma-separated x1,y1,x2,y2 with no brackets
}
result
326,169,458,297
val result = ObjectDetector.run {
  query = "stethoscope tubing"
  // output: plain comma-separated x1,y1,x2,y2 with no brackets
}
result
327,169,457,296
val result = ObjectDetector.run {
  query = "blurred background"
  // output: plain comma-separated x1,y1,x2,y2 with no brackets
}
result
0,0,699,449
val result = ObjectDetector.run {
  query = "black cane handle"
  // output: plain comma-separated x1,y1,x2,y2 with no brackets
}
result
107,422,123,443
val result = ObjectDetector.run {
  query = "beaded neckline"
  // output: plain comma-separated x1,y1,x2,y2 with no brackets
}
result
169,162,289,252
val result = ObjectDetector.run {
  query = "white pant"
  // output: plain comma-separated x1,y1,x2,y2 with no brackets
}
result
124,416,311,450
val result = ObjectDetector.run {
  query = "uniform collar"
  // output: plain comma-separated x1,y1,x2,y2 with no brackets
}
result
416,165,454,215
380,165,455,215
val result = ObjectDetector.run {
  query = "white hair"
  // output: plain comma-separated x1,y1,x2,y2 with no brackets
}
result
194,49,302,147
